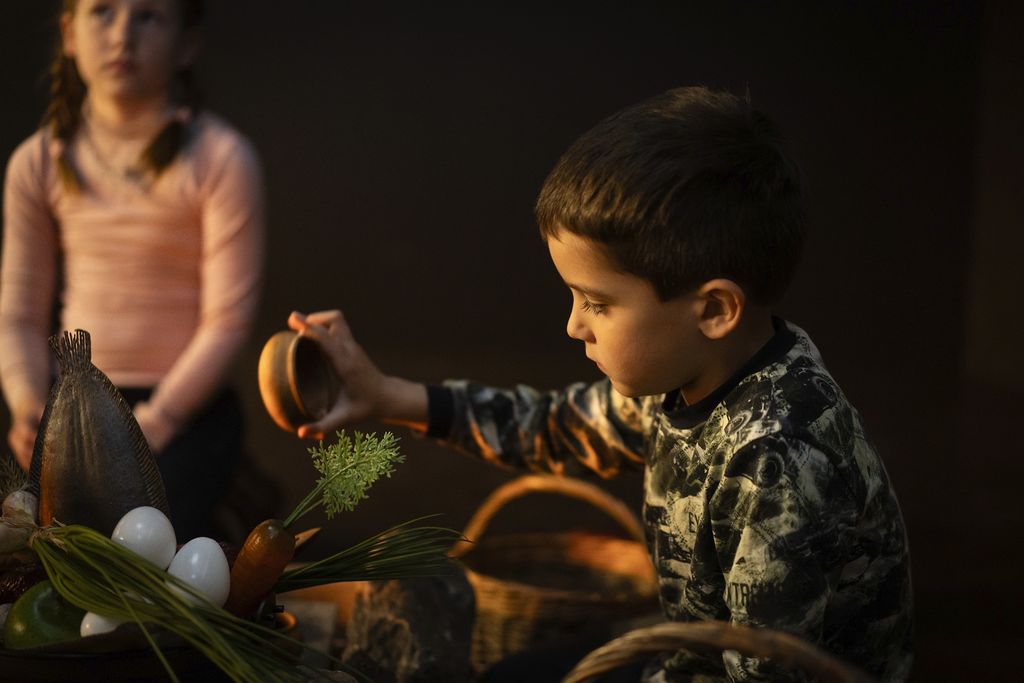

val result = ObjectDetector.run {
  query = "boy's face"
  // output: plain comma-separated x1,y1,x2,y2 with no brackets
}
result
547,230,706,398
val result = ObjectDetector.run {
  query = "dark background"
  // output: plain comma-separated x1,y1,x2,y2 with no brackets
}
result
2,2,1022,681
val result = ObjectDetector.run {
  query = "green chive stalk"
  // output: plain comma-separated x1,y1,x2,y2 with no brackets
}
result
30,525,360,683
276,518,464,593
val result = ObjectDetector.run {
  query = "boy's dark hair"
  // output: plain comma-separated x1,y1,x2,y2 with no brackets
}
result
536,86,805,305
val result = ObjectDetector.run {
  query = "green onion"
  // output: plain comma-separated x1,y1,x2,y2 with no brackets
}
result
30,524,359,683
276,518,465,593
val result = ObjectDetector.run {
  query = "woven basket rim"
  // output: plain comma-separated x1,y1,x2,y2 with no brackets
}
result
461,530,658,607
459,476,658,674
461,529,655,566
463,565,657,604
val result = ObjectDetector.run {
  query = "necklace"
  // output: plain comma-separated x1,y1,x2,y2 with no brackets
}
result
80,128,149,187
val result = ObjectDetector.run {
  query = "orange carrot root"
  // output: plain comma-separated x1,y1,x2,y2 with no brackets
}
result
224,519,295,617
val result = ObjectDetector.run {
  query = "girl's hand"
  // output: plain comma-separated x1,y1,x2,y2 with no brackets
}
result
133,402,177,455
8,399,44,470
287,310,428,439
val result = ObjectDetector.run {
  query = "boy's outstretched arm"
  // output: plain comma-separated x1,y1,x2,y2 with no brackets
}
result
287,310,428,438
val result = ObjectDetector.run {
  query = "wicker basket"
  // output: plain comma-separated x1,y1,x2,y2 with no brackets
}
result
451,475,659,675
562,621,877,683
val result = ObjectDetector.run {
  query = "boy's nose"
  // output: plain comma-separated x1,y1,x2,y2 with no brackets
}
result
566,310,594,343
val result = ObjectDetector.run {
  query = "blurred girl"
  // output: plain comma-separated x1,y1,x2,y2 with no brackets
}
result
0,0,265,539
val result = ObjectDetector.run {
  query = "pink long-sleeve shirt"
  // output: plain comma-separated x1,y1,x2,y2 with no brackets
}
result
0,111,265,450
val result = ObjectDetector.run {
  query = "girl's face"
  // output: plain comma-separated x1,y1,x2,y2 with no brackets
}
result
62,0,195,106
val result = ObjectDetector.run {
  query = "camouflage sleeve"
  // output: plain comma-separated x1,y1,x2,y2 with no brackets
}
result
708,434,858,681
433,378,649,478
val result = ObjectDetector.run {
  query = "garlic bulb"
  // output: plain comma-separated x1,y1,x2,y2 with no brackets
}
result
2,490,38,526
0,490,37,554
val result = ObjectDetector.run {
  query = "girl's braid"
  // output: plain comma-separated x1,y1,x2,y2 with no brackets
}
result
140,0,204,179
140,63,203,176
42,49,86,192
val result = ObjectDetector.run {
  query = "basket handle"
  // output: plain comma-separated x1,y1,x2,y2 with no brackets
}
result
561,621,877,683
451,475,644,558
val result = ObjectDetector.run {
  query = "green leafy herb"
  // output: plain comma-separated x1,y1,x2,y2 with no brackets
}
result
283,431,403,528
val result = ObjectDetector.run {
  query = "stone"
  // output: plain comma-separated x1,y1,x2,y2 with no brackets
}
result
342,572,475,683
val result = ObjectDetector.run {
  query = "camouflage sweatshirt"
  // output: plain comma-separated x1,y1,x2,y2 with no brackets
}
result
426,319,913,682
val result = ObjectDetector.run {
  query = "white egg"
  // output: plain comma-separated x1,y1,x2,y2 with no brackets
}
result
166,537,230,607
81,611,124,637
111,506,177,570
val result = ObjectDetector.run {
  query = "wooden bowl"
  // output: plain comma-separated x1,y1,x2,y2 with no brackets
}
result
257,331,341,433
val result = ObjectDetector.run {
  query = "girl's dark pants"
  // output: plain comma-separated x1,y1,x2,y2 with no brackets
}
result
121,387,242,542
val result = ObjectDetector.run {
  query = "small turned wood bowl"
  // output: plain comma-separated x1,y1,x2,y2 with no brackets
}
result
257,330,341,433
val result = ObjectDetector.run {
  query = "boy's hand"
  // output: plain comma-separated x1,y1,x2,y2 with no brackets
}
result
287,310,428,439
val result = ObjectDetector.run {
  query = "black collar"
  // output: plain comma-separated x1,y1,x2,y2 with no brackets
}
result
661,317,797,429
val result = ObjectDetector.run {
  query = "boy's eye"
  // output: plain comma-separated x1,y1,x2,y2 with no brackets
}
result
580,299,606,315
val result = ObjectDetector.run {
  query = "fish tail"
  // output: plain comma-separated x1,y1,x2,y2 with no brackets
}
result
49,330,92,373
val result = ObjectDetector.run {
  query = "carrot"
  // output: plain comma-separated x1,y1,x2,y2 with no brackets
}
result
223,432,402,619
223,519,295,617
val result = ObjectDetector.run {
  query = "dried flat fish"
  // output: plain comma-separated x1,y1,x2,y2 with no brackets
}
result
28,330,169,535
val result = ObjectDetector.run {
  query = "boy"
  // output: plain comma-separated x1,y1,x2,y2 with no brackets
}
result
289,86,913,682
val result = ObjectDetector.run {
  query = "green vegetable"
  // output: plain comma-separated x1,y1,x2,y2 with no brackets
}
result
275,517,463,593
284,430,404,527
30,525,338,682
22,430,458,682
273,432,464,591
225,431,405,618
3,579,85,649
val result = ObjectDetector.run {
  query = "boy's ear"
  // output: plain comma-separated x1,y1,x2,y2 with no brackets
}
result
60,12,76,58
695,278,745,340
